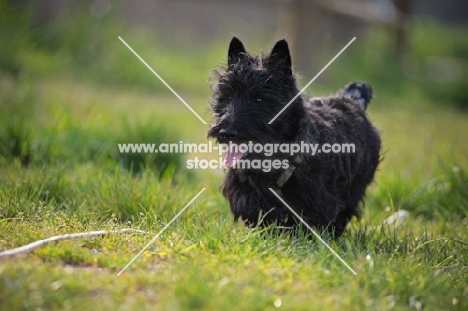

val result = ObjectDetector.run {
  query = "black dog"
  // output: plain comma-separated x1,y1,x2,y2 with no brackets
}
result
208,37,381,237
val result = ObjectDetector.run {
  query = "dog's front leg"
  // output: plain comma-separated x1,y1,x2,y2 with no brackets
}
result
221,173,288,227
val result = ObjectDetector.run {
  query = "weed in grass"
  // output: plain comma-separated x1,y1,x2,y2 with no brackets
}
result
369,163,468,221
405,163,468,218
0,80,38,166
113,118,185,176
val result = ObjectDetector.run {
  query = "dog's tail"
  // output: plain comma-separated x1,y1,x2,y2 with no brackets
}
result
339,82,373,110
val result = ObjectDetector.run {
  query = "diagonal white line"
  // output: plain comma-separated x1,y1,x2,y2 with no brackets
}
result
117,188,206,276
268,188,357,275
118,36,207,125
268,37,356,124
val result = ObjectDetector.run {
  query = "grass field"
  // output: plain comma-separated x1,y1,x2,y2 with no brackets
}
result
1,4,468,310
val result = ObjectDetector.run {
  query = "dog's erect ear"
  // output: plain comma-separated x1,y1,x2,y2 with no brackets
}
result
270,39,292,75
228,37,246,66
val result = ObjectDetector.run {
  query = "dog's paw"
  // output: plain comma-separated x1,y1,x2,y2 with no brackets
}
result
339,82,373,110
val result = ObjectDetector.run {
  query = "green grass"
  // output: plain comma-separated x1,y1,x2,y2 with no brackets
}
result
1,3,468,310
1,79,467,311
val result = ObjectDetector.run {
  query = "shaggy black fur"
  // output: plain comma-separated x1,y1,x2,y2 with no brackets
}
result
208,37,381,237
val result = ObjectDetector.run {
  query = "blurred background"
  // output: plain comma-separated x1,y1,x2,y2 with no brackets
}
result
1,0,467,199
2,0,467,100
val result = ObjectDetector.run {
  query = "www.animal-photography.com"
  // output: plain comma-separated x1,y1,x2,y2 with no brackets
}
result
0,1,467,310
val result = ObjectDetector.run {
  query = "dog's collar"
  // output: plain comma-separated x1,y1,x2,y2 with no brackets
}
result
272,155,301,224
273,155,302,197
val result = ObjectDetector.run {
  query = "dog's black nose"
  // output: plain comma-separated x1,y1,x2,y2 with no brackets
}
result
219,128,238,139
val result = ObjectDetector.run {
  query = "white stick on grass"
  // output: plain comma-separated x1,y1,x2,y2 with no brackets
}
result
0,229,147,258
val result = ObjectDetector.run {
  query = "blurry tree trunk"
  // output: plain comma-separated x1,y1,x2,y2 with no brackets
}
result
278,0,368,77
392,0,415,59
278,0,320,75
279,0,415,74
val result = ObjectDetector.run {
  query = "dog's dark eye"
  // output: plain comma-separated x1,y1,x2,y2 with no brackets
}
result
255,98,263,103
219,96,232,102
